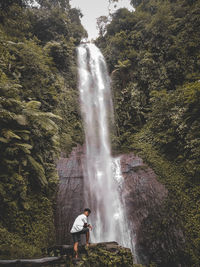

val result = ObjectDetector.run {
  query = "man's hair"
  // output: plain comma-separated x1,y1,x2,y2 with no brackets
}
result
84,208,91,214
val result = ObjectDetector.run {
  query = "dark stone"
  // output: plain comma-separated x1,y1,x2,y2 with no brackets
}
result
0,260,19,265
0,257,61,266
120,152,168,234
55,145,85,245
120,153,168,263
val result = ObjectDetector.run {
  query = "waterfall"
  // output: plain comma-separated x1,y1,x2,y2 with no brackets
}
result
77,43,135,255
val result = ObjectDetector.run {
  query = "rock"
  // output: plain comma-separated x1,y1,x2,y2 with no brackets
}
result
47,242,134,266
0,257,61,266
0,260,19,265
120,153,186,265
120,153,168,263
0,243,136,266
55,145,85,245
46,244,75,256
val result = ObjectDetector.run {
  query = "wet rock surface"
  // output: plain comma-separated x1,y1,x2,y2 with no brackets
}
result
55,145,85,245
120,153,168,226
0,257,61,266
120,153,168,263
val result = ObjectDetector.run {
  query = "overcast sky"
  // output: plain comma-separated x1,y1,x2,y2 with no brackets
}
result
70,0,134,40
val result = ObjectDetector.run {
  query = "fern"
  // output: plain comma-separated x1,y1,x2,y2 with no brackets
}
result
1,129,21,140
15,143,33,154
0,137,9,143
27,155,48,187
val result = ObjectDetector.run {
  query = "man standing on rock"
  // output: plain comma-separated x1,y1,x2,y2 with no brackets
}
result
70,208,92,259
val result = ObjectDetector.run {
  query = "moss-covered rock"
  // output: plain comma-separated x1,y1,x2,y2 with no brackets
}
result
0,242,147,266
47,242,137,267
76,243,133,267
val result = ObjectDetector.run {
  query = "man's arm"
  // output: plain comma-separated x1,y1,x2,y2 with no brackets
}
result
82,216,92,230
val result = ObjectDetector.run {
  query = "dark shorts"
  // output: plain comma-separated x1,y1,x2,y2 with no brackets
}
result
71,228,89,243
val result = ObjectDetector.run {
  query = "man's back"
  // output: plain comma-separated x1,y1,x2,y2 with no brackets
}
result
70,214,88,233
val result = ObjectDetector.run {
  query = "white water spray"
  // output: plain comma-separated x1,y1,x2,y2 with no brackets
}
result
77,43,135,254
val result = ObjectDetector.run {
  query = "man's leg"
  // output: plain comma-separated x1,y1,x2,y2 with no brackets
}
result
86,230,90,246
72,233,80,258
74,242,79,258
78,228,90,246
83,228,89,246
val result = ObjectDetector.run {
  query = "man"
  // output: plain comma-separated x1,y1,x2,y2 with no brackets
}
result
70,208,92,258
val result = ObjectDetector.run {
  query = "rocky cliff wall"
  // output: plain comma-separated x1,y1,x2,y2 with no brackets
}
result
120,154,168,263
55,146,168,264
55,145,85,245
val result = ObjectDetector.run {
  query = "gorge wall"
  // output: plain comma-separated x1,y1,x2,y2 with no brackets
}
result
56,146,85,245
56,145,172,265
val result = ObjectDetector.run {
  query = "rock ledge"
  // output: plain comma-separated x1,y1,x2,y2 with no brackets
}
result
0,242,138,266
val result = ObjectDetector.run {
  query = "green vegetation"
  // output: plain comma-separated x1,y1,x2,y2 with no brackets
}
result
65,243,135,267
128,128,200,266
1,0,200,265
80,246,134,267
97,0,200,266
0,0,85,259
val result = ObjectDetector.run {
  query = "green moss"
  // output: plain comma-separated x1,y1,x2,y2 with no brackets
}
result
0,194,56,259
0,227,40,259
64,244,135,267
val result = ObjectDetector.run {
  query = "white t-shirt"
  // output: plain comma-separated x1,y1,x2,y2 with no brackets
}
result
70,214,88,233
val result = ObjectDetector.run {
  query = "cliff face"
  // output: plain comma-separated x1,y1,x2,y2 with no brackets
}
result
56,146,169,264
120,153,168,263
56,145,85,245
121,153,167,229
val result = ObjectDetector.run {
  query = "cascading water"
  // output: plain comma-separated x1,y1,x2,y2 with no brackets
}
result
77,43,136,256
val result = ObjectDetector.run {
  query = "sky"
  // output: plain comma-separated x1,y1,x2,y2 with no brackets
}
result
70,0,134,40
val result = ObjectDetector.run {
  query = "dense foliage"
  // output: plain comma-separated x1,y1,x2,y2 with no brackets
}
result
1,0,200,264
97,0,200,266
0,0,85,258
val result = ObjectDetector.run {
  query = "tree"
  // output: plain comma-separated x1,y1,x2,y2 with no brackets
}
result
130,0,144,7
0,0,25,9
97,1,200,264
97,16,109,37
37,0,70,10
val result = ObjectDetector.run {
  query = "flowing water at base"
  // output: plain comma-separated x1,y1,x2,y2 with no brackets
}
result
77,43,136,258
